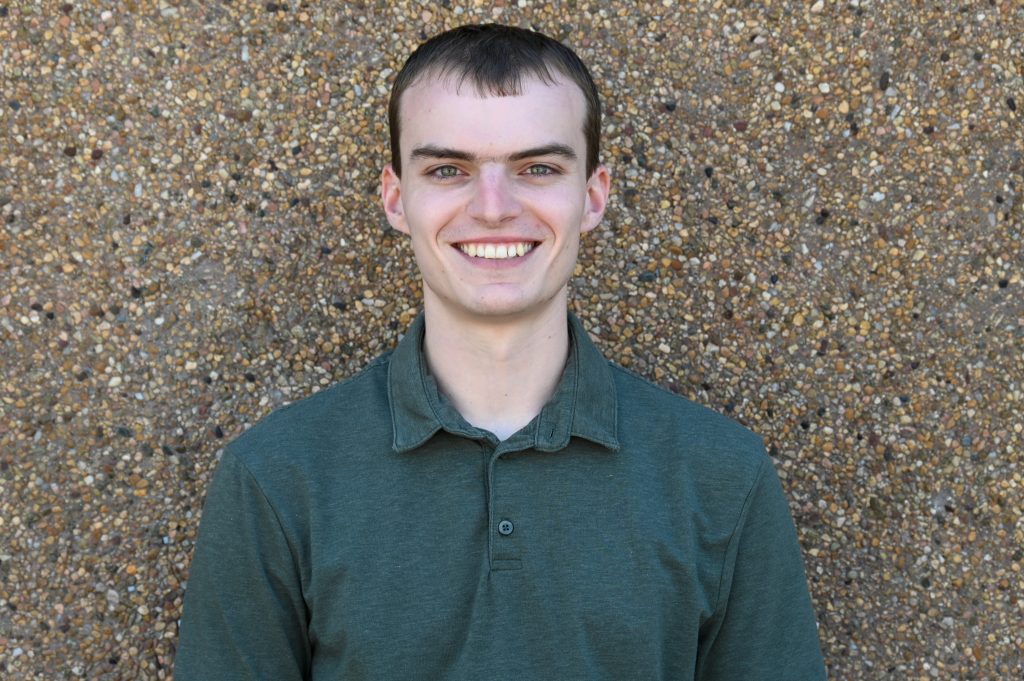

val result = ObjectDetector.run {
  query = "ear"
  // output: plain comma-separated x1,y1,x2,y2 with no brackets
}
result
581,164,610,234
381,164,409,235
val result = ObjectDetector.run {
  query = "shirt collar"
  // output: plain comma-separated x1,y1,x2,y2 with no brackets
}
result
388,312,619,454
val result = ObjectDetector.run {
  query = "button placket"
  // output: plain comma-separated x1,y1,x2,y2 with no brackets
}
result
488,446,523,571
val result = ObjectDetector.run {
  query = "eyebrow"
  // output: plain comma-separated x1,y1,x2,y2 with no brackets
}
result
409,143,578,164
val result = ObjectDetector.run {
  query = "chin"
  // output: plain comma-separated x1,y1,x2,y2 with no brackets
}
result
462,293,565,322
464,302,535,319
425,281,568,322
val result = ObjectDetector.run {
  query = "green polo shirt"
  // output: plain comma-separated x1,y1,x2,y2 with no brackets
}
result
176,313,826,680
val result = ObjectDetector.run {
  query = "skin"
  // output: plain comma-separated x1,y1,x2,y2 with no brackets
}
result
381,72,610,439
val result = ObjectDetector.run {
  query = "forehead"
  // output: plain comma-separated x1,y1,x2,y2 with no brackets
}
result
398,73,588,156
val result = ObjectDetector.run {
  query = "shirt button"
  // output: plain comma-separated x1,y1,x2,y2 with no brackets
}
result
497,519,514,536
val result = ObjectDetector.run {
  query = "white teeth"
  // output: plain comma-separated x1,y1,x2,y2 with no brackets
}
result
459,242,535,260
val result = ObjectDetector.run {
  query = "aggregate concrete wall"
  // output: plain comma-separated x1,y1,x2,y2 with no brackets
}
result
1,1,1021,678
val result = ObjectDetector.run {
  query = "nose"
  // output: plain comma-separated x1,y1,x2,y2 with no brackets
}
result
466,166,522,224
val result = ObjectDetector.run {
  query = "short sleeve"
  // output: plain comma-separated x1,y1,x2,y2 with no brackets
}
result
175,448,310,680
695,457,827,680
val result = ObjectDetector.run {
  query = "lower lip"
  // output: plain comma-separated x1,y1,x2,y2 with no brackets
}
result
453,245,538,268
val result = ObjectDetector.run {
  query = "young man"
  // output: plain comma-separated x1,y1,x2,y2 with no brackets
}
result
176,24,826,680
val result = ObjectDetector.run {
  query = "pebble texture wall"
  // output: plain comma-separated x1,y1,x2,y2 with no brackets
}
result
2,1,1022,678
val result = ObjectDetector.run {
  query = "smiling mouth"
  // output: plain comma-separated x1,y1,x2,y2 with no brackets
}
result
457,241,537,259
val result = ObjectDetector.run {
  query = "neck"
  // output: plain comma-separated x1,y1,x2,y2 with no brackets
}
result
422,294,570,441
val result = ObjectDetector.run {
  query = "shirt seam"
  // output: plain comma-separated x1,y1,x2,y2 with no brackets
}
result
711,454,769,615
221,445,308,608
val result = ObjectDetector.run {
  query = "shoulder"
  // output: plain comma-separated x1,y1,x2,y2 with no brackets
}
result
610,362,763,450
608,361,767,486
224,353,393,478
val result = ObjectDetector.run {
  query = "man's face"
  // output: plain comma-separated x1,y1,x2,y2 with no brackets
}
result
381,73,609,323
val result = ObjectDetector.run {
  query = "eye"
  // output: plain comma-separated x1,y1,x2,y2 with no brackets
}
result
429,165,462,179
523,164,557,177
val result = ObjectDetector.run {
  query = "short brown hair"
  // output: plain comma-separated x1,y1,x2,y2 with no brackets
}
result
387,24,601,178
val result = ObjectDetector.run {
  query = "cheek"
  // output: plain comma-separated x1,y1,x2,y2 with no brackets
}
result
528,196,577,228
529,186,587,223
406,192,463,235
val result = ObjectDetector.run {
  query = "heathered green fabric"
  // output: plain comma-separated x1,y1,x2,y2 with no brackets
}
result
175,313,826,680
